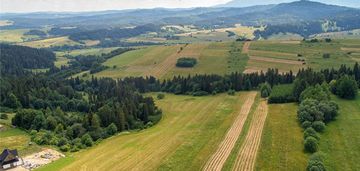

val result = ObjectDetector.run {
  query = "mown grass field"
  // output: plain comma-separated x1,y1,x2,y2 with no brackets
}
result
94,42,248,79
56,47,118,57
319,95,360,170
0,114,42,156
43,92,255,171
249,39,359,71
18,36,80,48
255,103,308,171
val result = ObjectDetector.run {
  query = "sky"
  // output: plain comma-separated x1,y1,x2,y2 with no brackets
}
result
0,0,230,13
0,0,359,13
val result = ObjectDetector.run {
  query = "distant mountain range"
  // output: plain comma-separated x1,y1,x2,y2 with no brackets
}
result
217,0,360,8
1,0,359,38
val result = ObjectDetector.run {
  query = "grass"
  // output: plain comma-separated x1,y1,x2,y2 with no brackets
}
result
318,95,360,170
55,47,118,57
55,56,70,68
18,36,80,48
48,92,253,171
255,103,308,171
0,29,35,43
249,40,359,71
35,156,75,171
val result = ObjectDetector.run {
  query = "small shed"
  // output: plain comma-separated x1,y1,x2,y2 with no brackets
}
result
0,149,23,170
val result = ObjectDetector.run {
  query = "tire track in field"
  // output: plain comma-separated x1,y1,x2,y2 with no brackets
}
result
232,100,268,171
242,42,251,54
202,92,257,171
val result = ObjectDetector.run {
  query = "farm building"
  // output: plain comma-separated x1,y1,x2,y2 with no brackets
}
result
0,149,23,170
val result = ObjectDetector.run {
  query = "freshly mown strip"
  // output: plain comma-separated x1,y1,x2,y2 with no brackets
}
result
202,92,257,171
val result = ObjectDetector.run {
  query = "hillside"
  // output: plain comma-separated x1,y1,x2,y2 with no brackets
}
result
218,0,360,8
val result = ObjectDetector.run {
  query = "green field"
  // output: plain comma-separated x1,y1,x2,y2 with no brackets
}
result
40,92,255,171
0,29,39,43
18,36,80,48
0,114,42,156
249,40,359,70
255,103,308,170
56,47,118,57
319,95,360,170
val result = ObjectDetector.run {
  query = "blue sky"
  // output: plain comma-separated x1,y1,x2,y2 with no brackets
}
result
0,0,359,13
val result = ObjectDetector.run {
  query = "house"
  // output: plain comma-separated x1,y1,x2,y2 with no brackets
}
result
0,149,23,170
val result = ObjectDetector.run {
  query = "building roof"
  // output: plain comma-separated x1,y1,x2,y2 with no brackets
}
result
0,149,19,165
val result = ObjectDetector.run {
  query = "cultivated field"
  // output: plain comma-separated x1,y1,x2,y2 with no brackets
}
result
42,92,258,171
0,29,37,43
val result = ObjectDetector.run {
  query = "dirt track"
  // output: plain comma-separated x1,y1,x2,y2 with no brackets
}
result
232,100,268,171
242,42,251,54
341,47,360,52
202,92,257,171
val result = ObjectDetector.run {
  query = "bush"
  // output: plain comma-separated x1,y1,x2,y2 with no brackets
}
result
307,153,326,171
304,127,320,140
304,137,319,153
227,89,235,96
268,84,295,103
312,121,325,132
60,144,70,152
299,84,330,103
0,113,8,119
260,82,272,98
335,75,358,99
157,93,165,100
176,57,197,68
81,133,94,147
106,123,118,136
302,121,312,129
322,53,330,59
57,137,69,147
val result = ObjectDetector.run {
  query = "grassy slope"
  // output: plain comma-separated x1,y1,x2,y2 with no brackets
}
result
55,47,118,57
0,29,33,43
250,40,359,70
255,103,308,171
320,95,360,170
18,36,80,48
54,92,253,171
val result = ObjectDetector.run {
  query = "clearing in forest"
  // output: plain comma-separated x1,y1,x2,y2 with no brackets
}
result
55,92,254,171
202,92,257,171
232,100,268,171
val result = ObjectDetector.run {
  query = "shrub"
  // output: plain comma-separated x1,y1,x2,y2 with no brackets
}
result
260,82,272,98
304,127,320,140
106,123,118,136
299,84,330,103
312,121,325,132
268,84,295,103
57,137,69,147
307,153,326,171
60,144,70,152
304,137,319,153
227,89,235,96
157,93,165,100
0,113,8,119
335,75,358,99
322,53,330,59
176,57,197,68
298,99,323,123
81,133,94,147
302,121,312,129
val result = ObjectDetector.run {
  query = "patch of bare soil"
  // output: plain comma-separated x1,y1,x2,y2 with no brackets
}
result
242,42,251,54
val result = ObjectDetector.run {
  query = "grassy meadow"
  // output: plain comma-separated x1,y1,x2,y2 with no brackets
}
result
39,92,255,171
255,103,308,171
0,113,42,156
318,95,360,170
